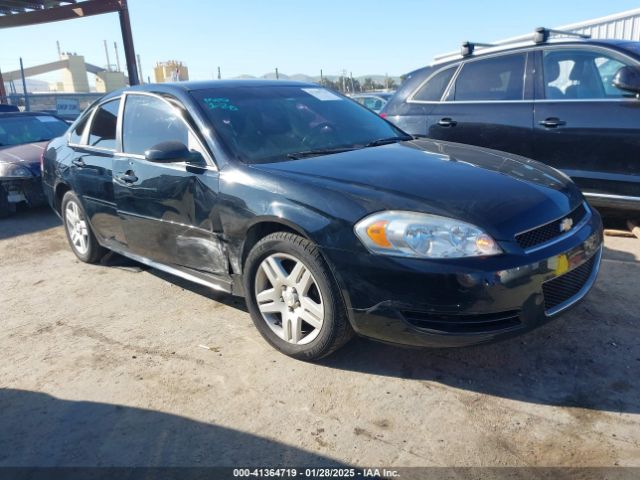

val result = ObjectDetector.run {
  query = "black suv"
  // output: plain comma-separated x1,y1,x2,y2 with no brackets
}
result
383,32,640,213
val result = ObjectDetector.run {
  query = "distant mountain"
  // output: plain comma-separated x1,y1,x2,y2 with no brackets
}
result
233,72,402,85
3,78,50,94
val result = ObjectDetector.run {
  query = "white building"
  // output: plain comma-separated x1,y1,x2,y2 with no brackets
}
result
436,8,640,61
499,8,640,44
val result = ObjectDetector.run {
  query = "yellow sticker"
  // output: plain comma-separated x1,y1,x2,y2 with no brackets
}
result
555,254,570,276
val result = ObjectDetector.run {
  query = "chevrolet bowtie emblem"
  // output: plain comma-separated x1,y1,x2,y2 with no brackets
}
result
559,217,573,233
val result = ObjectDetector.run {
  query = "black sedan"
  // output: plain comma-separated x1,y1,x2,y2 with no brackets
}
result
0,111,69,217
42,81,603,360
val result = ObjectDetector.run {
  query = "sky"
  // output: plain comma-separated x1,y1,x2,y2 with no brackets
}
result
1,0,639,85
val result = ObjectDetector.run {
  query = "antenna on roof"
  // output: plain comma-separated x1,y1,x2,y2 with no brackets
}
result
533,27,591,44
461,41,496,57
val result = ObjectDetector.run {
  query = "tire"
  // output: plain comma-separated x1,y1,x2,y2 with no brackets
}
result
244,232,354,360
61,191,106,263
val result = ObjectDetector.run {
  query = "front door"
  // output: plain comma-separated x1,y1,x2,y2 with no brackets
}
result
113,93,226,275
532,47,640,200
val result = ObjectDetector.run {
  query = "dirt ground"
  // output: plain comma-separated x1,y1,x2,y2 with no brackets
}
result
0,207,639,467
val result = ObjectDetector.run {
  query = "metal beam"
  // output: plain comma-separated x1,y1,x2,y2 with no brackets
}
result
117,0,138,85
0,0,121,28
0,0,139,85
2,58,68,81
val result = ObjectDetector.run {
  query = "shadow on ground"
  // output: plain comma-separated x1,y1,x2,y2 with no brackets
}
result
0,207,60,240
0,389,343,467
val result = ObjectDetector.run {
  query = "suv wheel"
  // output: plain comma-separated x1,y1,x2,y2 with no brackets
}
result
244,232,353,360
61,191,105,263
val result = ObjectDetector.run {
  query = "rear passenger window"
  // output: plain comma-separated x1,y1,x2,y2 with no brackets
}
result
412,67,456,101
88,99,120,150
450,54,526,101
69,114,89,144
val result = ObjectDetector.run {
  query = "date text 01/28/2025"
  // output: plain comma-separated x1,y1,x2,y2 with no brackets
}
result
232,468,400,477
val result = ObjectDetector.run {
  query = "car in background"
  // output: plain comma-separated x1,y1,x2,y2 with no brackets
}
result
0,111,69,217
0,104,19,113
382,32,640,214
350,92,394,113
43,80,602,360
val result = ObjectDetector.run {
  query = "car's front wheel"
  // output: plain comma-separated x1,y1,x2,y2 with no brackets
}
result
61,191,105,263
244,232,353,360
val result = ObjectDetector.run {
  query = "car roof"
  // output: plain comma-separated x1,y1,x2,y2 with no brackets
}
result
407,38,640,77
98,79,323,103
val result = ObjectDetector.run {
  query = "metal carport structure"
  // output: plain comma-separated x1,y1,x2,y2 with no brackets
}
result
0,0,139,102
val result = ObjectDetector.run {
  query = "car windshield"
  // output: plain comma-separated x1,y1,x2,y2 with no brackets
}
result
0,115,68,147
192,85,408,164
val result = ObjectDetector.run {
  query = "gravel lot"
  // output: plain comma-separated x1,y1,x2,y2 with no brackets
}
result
1,207,639,467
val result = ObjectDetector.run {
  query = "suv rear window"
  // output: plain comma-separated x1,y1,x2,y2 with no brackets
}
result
412,67,456,101
449,53,526,101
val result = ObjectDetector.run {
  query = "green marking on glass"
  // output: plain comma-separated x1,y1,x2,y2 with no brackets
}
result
203,97,239,111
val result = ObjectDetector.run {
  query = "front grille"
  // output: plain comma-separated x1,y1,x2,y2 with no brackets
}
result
542,254,597,311
401,310,521,334
516,203,587,250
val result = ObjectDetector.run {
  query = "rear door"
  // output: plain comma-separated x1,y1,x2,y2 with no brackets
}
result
68,98,127,248
113,92,227,275
532,46,640,203
426,52,535,158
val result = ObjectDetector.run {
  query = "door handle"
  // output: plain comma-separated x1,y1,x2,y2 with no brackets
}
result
438,117,457,127
118,172,138,183
538,117,566,128
72,158,85,167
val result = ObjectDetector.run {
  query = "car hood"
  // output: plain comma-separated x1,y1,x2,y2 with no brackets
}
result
0,141,46,176
251,139,584,241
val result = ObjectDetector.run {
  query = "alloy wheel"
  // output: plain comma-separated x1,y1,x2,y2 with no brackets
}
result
254,253,324,345
65,200,89,255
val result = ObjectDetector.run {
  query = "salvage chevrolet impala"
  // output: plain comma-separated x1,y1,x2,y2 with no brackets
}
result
42,81,603,360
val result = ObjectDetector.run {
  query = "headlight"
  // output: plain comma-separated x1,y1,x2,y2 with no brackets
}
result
0,163,32,178
354,211,502,259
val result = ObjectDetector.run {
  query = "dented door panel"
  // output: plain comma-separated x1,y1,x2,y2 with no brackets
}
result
113,157,227,275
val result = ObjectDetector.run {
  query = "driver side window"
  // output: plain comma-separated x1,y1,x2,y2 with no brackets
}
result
543,49,634,99
122,94,202,156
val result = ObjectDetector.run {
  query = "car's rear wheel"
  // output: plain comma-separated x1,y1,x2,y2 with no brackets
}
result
61,191,105,263
244,232,353,360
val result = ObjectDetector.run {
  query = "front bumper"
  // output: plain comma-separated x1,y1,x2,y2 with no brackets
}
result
0,176,46,207
322,208,603,348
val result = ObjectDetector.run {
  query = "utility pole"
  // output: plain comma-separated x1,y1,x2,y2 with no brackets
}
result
275,67,279,80
342,69,347,93
320,69,323,86
217,66,221,80
114,42,121,71
350,71,355,92
19,57,29,111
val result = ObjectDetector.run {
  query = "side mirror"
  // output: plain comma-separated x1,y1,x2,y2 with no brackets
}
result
145,141,190,163
612,66,640,96
144,141,207,167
